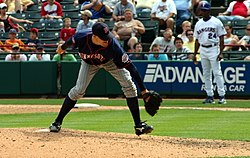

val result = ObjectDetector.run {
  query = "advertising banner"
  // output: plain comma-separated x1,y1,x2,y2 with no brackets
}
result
133,61,249,96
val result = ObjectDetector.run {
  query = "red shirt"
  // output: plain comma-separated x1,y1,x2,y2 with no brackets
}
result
60,28,76,41
231,1,248,17
41,1,63,17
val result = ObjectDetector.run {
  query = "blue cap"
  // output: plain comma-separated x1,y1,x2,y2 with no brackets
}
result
92,22,114,41
9,29,17,34
199,1,211,10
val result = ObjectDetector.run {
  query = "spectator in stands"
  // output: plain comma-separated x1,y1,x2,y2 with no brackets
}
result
227,24,250,51
5,43,27,61
29,43,51,61
150,28,175,59
40,0,63,23
223,24,239,51
25,28,42,52
112,9,145,52
81,0,112,19
74,0,90,6
0,40,4,52
172,37,192,60
173,0,193,34
150,0,176,31
103,0,119,10
0,21,4,32
76,10,95,32
112,0,137,22
177,20,191,43
4,0,21,13
52,52,77,61
148,43,168,60
183,29,195,52
136,0,156,12
244,55,250,60
60,18,76,42
129,42,148,60
0,3,33,32
21,0,35,12
6,0,34,13
4,29,26,52
217,0,249,21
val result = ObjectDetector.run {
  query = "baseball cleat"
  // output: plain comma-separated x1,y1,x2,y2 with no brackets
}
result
49,121,61,132
202,96,215,104
218,96,227,104
134,121,153,136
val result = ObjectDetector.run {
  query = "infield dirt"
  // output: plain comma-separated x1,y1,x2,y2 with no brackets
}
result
0,105,250,158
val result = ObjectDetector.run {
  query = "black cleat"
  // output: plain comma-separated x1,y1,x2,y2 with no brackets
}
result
134,121,153,136
49,121,61,132
202,96,215,104
218,96,227,104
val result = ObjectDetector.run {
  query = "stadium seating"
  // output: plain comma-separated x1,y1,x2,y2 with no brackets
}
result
104,21,115,31
28,22,46,32
0,32,9,41
233,29,246,38
64,12,80,21
39,32,59,41
233,20,250,29
26,4,41,13
10,13,26,19
18,32,30,41
137,11,151,21
60,0,74,5
71,20,78,28
141,20,159,43
25,12,42,22
62,4,79,12
46,21,63,31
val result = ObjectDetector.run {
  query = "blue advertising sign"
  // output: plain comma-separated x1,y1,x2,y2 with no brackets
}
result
133,61,250,96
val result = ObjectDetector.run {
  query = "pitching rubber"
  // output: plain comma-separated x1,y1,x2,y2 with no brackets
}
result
74,103,100,108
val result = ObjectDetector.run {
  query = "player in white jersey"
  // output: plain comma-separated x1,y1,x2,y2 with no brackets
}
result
193,1,227,104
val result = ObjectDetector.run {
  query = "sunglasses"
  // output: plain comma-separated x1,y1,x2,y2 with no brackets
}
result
246,29,250,31
187,34,193,36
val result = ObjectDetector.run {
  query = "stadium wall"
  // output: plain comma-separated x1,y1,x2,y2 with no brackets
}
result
0,61,249,98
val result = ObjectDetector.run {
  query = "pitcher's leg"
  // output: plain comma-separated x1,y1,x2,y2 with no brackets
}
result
50,61,99,132
103,61,140,125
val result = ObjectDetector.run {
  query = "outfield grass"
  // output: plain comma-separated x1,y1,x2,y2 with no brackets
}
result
0,105,250,141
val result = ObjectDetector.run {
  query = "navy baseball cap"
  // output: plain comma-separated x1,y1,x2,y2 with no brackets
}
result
199,1,211,10
92,22,113,41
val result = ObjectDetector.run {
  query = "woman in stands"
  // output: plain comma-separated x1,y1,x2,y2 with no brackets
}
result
0,3,33,32
223,24,239,51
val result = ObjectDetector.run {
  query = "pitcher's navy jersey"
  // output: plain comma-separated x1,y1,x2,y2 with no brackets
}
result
64,30,130,68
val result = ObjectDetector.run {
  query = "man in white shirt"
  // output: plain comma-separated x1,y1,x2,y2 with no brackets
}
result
150,0,177,31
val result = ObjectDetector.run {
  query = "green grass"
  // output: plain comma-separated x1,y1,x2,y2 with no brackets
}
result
0,98,250,108
0,108,250,141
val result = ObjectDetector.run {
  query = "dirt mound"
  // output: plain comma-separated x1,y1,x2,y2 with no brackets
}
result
1,128,250,158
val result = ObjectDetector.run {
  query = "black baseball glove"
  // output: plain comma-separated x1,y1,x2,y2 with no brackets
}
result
142,90,162,116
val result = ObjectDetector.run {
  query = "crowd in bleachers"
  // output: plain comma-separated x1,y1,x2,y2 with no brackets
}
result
0,0,250,61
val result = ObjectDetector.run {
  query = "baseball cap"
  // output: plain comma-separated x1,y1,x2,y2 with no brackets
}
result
92,22,113,41
199,1,211,10
9,29,17,34
80,10,92,18
12,43,19,49
30,28,39,34
0,3,7,9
